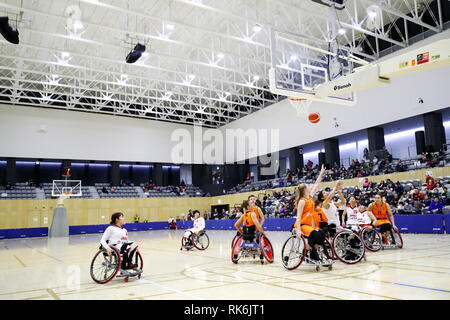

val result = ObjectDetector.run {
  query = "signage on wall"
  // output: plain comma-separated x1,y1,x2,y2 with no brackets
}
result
399,61,409,69
417,52,429,65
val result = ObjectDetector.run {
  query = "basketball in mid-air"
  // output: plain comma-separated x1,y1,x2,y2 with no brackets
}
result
308,112,320,123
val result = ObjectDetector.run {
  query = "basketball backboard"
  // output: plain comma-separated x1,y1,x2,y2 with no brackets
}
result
269,28,366,105
52,180,82,197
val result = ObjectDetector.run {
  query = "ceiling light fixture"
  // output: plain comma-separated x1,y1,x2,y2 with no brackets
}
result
253,24,262,33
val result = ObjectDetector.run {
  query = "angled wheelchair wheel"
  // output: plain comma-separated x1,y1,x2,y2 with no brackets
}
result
361,227,382,252
90,246,121,284
231,234,239,249
259,234,274,263
181,234,193,250
332,230,365,264
193,232,210,250
231,235,243,264
132,249,144,279
389,229,404,249
281,236,305,270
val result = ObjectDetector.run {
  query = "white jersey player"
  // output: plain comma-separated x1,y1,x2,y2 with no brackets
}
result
344,196,360,231
317,180,346,237
100,212,140,271
183,210,205,246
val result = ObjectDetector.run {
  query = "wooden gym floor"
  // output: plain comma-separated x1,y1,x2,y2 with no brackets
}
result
1,230,450,300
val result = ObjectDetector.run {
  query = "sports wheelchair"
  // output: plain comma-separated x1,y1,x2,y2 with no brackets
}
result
90,242,143,284
281,231,334,272
290,223,365,265
231,226,274,264
180,229,210,251
329,228,366,264
359,223,403,252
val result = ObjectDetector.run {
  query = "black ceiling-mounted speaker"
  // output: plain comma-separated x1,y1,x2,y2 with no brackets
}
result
311,0,347,10
0,16,19,44
126,43,146,64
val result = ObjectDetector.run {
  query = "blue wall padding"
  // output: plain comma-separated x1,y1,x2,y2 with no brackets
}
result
1,215,448,239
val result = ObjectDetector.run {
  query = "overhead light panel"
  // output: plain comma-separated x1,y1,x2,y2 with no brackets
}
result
126,43,146,64
165,23,175,31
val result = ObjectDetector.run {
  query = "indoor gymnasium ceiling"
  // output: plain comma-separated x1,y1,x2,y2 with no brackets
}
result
0,0,445,128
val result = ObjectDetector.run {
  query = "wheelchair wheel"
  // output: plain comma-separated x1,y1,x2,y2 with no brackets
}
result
90,246,121,284
389,229,404,249
361,227,382,252
231,235,243,264
180,237,189,250
259,234,274,263
231,234,240,249
132,249,144,279
332,230,365,264
281,236,305,270
193,232,210,250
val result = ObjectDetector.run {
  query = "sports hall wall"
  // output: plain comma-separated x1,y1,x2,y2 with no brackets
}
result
0,104,198,164
1,166,450,231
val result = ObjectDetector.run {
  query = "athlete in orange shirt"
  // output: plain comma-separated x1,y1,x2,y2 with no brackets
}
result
294,165,329,262
235,200,266,241
368,194,398,244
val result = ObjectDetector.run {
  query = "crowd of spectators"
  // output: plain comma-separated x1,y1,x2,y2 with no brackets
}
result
229,148,447,195
257,174,450,217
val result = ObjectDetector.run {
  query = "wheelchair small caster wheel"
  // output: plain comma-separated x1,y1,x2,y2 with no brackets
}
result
124,277,129,283
315,266,320,272
260,260,264,265
328,265,332,271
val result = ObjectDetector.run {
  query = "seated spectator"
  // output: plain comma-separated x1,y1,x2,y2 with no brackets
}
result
443,187,450,198
404,201,414,213
428,197,443,213
413,200,423,214
168,217,177,229
442,194,450,206
102,186,108,193
110,187,116,193
411,188,425,201
362,178,371,189
425,174,435,190
430,154,440,167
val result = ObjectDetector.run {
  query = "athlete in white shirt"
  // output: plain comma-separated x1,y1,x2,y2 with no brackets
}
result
343,196,360,231
100,212,140,271
183,210,206,247
357,205,377,230
319,180,346,236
